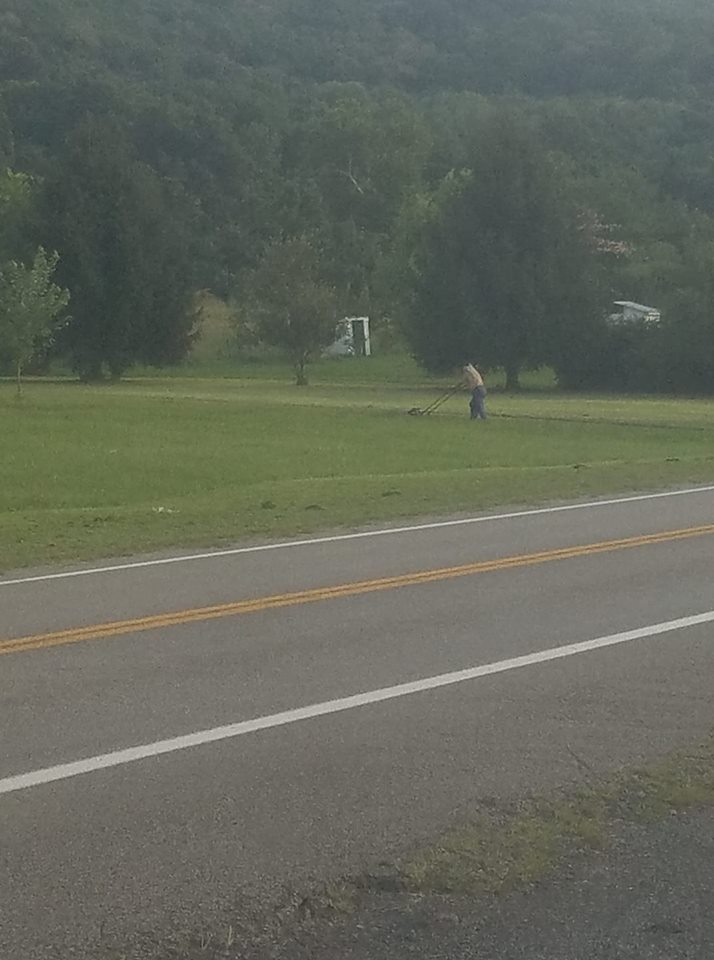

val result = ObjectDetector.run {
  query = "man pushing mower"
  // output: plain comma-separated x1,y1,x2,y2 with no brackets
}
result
407,361,488,418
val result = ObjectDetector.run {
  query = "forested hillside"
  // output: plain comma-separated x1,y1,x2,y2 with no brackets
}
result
4,0,714,100
5,0,714,203
2,0,714,387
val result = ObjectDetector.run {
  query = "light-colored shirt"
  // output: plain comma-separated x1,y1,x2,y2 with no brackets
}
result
463,364,484,390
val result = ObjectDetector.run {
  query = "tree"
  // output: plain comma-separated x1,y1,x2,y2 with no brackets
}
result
0,247,69,394
243,237,337,385
282,90,432,320
42,119,195,380
655,238,714,393
404,118,601,389
0,169,35,264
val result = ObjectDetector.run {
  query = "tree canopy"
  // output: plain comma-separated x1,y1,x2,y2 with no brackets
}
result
42,119,196,380
404,119,602,388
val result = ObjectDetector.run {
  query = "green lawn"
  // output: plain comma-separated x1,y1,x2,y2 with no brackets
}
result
1,358,713,571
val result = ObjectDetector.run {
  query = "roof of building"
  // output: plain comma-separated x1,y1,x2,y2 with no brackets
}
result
613,301,660,314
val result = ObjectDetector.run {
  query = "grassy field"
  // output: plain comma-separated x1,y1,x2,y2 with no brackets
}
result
1,356,713,572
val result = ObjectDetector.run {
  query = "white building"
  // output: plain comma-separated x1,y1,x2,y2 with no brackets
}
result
323,316,372,357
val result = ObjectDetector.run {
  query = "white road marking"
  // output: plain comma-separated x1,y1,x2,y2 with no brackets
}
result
1,610,712,797
2,485,714,588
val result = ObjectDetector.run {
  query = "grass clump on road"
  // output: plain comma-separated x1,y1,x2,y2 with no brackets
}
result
401,790,609,896
400,735,714,896
1,360,713,571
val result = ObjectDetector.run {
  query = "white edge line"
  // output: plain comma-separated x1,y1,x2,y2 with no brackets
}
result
1,610,712,797
3,485,714,588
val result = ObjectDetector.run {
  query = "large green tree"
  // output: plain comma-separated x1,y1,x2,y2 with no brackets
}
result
404,118,601,389
43,119,195,380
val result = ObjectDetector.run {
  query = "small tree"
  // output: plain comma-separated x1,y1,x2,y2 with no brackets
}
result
0,248,69,394
245,237,337,385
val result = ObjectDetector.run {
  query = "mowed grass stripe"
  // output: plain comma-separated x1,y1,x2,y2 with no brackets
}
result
2,375,713,571
4,523,714,657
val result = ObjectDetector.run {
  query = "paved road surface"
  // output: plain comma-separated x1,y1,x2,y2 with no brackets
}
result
1,486,713,957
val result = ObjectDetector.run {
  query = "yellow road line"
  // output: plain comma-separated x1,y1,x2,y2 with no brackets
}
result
3,524,714,657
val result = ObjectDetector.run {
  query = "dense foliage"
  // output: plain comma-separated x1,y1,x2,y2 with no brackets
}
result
1,0,714,388
405,118,603,388
43,118,196,379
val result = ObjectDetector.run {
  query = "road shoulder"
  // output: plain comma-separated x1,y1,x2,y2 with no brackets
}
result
97,736,714,959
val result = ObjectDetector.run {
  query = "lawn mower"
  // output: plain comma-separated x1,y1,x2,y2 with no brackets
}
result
407,381,463,416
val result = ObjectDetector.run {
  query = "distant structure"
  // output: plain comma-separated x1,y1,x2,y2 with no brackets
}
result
608,301,661,327
323,316,372,357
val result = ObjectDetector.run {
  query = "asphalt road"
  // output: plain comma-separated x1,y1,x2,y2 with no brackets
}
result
1,486,713,958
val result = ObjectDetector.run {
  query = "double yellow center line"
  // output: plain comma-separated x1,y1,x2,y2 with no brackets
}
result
2,523,713,658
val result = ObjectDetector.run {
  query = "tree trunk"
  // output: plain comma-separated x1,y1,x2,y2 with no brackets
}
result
16,359,22,397
78,359,104,383
108,358,127,382
505,363,521,392
295,356,309,386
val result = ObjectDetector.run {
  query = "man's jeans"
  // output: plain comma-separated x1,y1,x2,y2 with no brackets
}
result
470,387,487,419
